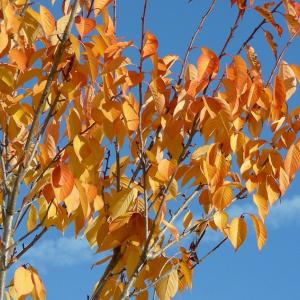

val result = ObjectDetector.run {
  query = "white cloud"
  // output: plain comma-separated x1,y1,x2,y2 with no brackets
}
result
266,196,300,229
23,236,95,269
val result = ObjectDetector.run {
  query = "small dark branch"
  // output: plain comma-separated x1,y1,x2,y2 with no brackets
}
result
178,0,218,85
236,1,283,55
8,227,48,266
87,0,95,18
209,10,243,95
213,1,283,95
113,0,117,31
101,148,111,218
197,237,228,265
114,138,121,192
266,30,298,87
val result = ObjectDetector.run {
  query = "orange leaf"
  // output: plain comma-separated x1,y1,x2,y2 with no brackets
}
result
52,164,74,200
249,214,267,250
284,142,300,179
264,30,277,59
142,32,158,59
228,217,247,250
212,185,233,211
197,47,219,90
122,99,139,131
157,159,177,182
75,16,96,38
40,5,56,36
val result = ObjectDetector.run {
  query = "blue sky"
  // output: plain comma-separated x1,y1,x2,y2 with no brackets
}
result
19,0,300,299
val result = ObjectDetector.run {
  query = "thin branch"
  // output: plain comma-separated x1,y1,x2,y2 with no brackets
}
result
113,0,117,31
7,227,48,267
177,0,218,85
197,237,228,264
114,138,121,192
209,9,243,95
89,246,122,300
266,30,298,87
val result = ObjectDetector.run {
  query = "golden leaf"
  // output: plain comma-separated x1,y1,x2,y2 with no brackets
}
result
142,32,158,59
228,217,247,250
155,266,178,300
40,5,56,36
249,214,267,250
14,267,34,297
212,185,233,211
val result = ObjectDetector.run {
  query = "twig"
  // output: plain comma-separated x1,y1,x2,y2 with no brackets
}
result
177,0,218,85
266,30,298,87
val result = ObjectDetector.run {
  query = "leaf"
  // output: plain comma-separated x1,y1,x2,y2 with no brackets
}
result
155,267,178,300
255,6,283,36
249,214,267,250
163,220,179,240
253,193,269,221
75,16,96,38
197,47,219,90
212,186,233,211
85,46,99,82
27,205,38,232
228,217,247,250
40,5,55,36
273,76,286,110
110,188,138,220
279,167,290,195
157,159,177,182
142,32,158,59
279,61,297,100
232,56,248,95
182,211,193,229
52,164,74,201
213,211,228,232
94,0,113,16
264,30,277,59
122,99,139,131
14,267,34,297
284,142,300,179
290,64,300,83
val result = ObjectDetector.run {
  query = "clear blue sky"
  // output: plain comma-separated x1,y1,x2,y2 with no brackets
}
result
21,0,300,299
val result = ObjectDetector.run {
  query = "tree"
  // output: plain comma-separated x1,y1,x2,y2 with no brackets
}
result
0,0,300,298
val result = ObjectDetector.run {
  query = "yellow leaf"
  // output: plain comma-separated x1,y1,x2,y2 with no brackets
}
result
110,188,138,220
122,99,139,131
249,214,267,250
229,217,247,250
163,220,179,241
279,167,290,195
182,211,193,229
213,211,228,232
212,185,233,211
279,61,296,100
27,205,38,232
40,5,55,36
14,267,34,297
284,143,300,180
253,193,269,221
85,46,99,83
157,159,176,182
155,266,178,300
94,0,113,16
